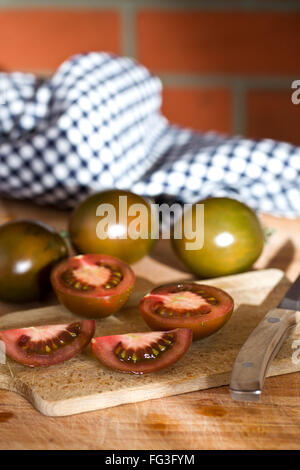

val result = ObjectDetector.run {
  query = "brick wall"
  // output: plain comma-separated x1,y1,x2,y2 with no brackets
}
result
0,0,300,145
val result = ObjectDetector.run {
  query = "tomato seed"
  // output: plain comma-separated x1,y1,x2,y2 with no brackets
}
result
114,333,175,364
18,334,30,348
21,323,81,355
61,264,123,291
153,285,219,317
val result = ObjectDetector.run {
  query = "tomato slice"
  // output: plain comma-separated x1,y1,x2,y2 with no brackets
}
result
51,254,135,318
0,320,95,367
91,328,192,374
139,282,234,340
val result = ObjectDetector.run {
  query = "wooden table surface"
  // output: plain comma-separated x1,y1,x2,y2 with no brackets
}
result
0,198,300,450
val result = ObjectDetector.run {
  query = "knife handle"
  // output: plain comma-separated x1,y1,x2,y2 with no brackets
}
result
230,308,296,402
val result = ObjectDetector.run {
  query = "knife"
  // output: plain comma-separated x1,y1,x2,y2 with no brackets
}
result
230,274,300,402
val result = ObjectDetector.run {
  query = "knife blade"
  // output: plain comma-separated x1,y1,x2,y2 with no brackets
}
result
230,274,300,402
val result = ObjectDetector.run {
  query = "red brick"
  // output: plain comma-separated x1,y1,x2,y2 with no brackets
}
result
0,9,121,71
162,87,232,133
246,89,300,146
137,10,300,75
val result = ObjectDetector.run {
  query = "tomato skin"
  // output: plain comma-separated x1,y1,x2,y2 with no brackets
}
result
139,283,234,340
69,189,157,264
0,320,95,367
54,285,134,319
0,220,68,303
91,328,192,374
171,197,264,278
51,254,135,318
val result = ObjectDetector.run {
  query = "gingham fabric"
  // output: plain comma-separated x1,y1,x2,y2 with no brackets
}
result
0,52,299,217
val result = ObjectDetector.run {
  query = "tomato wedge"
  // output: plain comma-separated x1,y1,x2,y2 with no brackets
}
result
91,328,192,374
0,320,95,367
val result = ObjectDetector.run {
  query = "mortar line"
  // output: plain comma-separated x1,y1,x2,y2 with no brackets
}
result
121,3,136,59
5,68,296,89
158,74,296,89
1,0,300,11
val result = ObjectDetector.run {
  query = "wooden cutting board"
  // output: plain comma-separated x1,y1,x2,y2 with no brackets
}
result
0,268,298,417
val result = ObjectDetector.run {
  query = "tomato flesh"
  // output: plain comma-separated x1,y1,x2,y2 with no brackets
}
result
140,282,234,340
0,320,95,367
91,328,192,374
51,254,135,318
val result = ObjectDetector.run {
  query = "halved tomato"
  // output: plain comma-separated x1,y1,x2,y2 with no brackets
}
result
0,320,95,367
139,282,234,340
91,328,192,374
51,254,135,318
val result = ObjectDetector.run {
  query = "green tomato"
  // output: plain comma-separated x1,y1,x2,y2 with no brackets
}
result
0,220,68,303
69,190,158,264
171,197,264,278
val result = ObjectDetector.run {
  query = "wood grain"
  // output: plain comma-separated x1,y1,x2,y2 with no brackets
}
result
0,268,295,417
0,198,299,449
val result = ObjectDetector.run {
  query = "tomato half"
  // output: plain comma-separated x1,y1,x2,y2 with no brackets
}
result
91,328,192,374
139,282,234,340
51,254,135,318
0,320,95,367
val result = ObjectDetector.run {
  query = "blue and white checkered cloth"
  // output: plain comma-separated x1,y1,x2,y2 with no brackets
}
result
0,52,299,217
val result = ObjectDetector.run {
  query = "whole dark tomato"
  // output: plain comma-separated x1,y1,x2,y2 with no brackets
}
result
171,197,264,278
0,220,68,303
51,254,135,318
91,328,192,374
140,282,234,340
0,320,95,367
69,190,158,264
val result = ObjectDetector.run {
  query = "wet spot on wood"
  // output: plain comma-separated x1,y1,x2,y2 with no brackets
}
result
0,412,13,422
242,424,266,437
196,405,227,418
146,413,169,431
